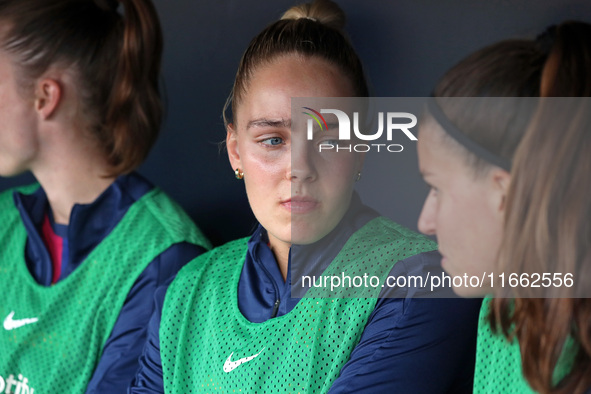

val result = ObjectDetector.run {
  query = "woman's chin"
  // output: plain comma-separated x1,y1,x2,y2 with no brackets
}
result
291,225,331,246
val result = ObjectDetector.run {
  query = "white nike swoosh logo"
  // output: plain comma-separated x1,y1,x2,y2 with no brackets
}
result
223,348,265,373
3,311,39,331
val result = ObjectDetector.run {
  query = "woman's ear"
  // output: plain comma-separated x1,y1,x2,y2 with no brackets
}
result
226,124,241,171
34,78,62,120
491,168,511,213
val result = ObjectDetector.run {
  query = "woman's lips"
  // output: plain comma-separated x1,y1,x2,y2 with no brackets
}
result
281,197,319,214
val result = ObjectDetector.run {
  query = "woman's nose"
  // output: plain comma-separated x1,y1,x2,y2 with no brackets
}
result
417,192,437,235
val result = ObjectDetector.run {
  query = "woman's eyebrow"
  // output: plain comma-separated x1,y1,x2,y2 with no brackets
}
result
247,118,291,130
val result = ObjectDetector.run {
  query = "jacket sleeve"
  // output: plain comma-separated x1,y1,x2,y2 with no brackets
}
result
328,251,482,394
126,268,179,393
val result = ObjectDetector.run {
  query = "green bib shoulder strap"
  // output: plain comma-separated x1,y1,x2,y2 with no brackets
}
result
473,298,575,393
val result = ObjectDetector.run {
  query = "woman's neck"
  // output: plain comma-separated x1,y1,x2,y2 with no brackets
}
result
30,132,116,225
36,170,115,225
268,237,291,282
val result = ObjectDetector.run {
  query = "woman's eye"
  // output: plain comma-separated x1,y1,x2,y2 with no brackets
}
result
320,139,339,147
261,137,284,146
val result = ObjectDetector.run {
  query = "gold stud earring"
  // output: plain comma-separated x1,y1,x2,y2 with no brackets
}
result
235,168,244,180
356,172,362,182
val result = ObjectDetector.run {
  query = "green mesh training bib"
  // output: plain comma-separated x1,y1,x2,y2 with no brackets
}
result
473,298,574,393
0,185,211,394
161,216,436,393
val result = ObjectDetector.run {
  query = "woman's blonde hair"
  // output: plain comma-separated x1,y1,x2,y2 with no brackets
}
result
223,0,368,127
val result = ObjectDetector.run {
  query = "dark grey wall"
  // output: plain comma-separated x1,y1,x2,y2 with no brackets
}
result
2,0,590,245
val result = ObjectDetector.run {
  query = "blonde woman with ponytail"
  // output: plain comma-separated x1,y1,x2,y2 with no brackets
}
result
0,0,210,392
131,1,481,392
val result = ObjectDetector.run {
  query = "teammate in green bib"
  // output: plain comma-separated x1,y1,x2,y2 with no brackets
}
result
130,1,482,392
0,184,210,393
416,18,591,394
0,1,210,392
